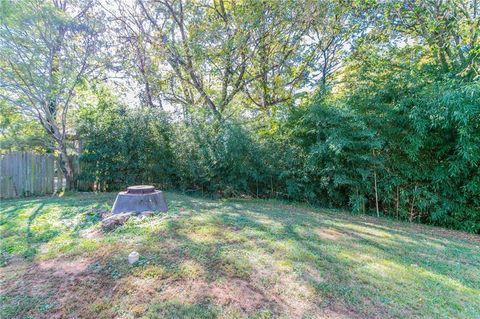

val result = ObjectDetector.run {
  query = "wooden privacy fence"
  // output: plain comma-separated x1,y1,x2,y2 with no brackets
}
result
0,152,65,199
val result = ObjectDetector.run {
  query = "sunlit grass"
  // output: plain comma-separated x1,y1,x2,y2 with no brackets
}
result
1,192,479,318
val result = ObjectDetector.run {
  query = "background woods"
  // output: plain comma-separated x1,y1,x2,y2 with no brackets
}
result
1,0,479,233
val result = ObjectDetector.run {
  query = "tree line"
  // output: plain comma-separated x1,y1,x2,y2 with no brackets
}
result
1,0,479,233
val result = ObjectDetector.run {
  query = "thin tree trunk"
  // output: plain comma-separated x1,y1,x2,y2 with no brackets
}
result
409,186,417,222
374,170,379,217
396,186,400,220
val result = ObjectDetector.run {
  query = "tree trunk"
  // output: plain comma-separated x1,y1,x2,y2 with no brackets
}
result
409,186,417,222
57,141,75,190
374,170,379,218
396,186,400,220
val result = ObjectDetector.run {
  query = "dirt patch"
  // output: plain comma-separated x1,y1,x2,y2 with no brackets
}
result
302,266,326,285
37,257,93,276
0,256,117,319
211,279,272,312
79,228,103,239
152,278,276,314
316,227,345,240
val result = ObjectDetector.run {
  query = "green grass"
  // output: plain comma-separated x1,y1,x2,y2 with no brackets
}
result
1,192,479,318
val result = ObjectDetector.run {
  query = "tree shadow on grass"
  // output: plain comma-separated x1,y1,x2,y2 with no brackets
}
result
1,203,57,261
1,194,115,263
155,198,480,316
2,193,479,318
108,209,364,317
24,203,56,258
227,201,480,291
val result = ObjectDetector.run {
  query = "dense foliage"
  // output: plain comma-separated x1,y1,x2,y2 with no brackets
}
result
1,0,479,233
77,89,175,191
78,75,480,232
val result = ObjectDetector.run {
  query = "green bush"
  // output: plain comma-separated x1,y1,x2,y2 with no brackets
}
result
76,79,480,233
77,91,175,191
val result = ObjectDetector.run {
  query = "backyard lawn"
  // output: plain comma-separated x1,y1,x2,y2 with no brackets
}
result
1,192,479,319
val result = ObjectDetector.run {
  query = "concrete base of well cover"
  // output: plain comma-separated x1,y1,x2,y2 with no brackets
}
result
112,185,168,214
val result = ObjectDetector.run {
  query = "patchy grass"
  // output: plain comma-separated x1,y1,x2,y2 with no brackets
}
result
1,192,479,319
